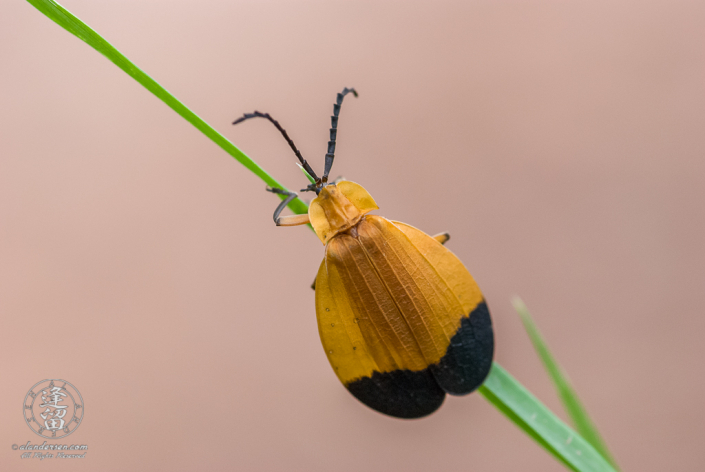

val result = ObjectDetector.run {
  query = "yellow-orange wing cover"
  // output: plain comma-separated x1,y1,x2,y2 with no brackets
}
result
315,215,494,418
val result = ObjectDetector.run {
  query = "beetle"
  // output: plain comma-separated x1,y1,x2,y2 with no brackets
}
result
233,88,494,418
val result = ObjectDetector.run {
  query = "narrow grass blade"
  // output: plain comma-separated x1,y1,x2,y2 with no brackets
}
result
298,163,317,185
26,0,309,216
512,297,619,470
480,363,617,472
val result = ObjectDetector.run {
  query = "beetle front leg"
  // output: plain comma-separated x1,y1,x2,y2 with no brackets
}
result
266,187,311,226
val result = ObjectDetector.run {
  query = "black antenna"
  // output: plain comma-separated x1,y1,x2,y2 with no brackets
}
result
322,88,358,183
233,111,319,182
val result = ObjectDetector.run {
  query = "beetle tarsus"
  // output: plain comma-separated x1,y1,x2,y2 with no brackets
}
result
266,186,300,225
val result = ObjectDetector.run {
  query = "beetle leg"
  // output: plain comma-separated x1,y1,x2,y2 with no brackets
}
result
277,214,311,226
311,278,316,291
433,232,450,245
266,187,310,226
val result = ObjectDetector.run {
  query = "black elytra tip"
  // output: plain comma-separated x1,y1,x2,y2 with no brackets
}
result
430,301,494,395
342,301,494,418
346,368,446,419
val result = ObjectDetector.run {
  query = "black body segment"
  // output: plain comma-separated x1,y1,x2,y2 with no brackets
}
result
430,301,494,395
346,369,446,419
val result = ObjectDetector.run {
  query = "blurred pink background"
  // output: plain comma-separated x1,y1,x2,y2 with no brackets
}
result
2,1,704,470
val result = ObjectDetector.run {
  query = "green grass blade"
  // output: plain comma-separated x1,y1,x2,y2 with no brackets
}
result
512,297,620,470
298,164,317,185
480,363,617,472
26,0,309,216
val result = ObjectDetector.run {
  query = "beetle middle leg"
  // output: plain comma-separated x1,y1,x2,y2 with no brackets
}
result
433,232,450,245
266,187,310,226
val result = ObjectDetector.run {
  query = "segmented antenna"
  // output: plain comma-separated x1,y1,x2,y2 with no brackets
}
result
322,88,358,182
233,111,319,182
